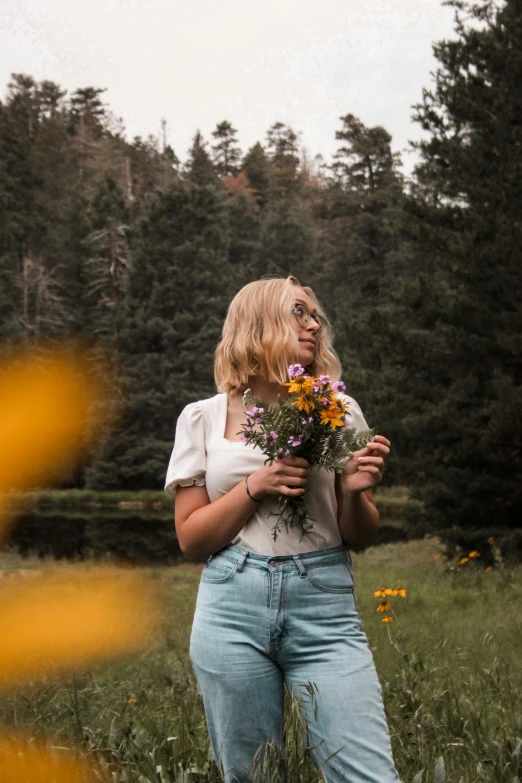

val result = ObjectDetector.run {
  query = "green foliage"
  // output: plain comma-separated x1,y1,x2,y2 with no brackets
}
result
388,0,522,531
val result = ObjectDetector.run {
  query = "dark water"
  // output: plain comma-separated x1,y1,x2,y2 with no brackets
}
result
4,510,408,565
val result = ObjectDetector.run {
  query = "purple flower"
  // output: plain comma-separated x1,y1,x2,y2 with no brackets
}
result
287,436,303,448
308,416,313,423
284,449,291,457
246,406,264,417
301,419,307,426
321,398,329,406
312,380,321,393
288,363,305,379
278,447,284,454
332,380,346,394
319,374,331,386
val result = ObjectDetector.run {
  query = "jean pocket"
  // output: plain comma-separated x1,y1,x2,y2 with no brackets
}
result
307,561,354,593
200,558,238,583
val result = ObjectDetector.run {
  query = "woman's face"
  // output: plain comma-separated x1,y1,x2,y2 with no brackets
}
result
290,286,321,367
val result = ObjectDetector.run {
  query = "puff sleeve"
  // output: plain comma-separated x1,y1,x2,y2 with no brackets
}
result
164,402,207,498
340,393,371,433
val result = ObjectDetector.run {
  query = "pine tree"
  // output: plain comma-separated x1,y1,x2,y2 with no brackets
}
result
211,120,242,176
393,0,522,535
242,142,271,206
312,114,406,477
85,167,235,488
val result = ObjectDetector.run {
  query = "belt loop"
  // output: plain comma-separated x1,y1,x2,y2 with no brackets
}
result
293,555,307,578
236,549,249,572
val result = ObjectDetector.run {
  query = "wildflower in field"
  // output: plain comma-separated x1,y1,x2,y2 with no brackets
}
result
391,586,407,598
485,566,492,573
376,601,392,613
433,553,441,560
469,551,481,558
381,616,393,623
373,587,389,597
459,556,469,565
128,697,138,703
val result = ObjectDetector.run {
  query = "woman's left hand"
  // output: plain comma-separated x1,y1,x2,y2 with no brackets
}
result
341,435,391,494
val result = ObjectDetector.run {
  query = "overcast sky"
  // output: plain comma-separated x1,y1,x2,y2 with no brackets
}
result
1,0,456,174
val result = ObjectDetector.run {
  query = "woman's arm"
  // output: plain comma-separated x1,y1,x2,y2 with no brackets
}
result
337,489,380,551
336,434,391,551
175,458,310,562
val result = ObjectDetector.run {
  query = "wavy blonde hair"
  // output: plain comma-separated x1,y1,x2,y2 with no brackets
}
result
214,275,342,393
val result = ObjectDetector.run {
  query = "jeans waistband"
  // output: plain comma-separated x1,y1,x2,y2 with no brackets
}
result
208,543,351,574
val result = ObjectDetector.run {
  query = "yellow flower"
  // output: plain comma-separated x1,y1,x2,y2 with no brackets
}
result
292,395,316,414
319,404,345,429
0,349,114,542
433,553,441,560
331,393,349,415
469,551,481,558
128,697,138,703
284,376,314,395
391,586,407,598
485,566,492,573
0,730,96,782
376,600,392,613
373,587,388,597
459,556,469,565
381,616,393,623
0,567,159,685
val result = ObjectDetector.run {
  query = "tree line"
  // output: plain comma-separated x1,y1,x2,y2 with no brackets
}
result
1,0,520,548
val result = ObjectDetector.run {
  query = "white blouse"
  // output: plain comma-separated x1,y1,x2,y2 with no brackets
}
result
164,392,370,556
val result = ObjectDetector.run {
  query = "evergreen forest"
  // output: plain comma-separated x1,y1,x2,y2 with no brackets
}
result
1,0,521,552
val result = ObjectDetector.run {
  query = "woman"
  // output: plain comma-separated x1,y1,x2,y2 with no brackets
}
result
165,276,400,783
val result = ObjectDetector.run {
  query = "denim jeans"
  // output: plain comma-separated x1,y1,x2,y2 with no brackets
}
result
190,544,400,783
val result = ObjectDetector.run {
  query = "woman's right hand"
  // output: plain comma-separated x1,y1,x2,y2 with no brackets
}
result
247,457,310,499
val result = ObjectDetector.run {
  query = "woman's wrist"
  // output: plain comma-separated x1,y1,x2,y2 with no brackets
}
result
245,472,265,502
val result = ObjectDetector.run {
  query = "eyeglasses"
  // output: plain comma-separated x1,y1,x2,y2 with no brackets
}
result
291,303,328,336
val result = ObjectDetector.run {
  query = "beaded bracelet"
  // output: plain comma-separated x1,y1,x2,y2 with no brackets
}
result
245,475,263,502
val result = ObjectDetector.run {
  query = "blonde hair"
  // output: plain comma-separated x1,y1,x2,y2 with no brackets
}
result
214,275,342,393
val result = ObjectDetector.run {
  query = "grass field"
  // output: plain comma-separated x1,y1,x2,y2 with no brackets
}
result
0,537,520,783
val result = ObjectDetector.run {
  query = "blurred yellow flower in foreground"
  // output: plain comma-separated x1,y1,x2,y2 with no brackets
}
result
391,585,407,598
0,347,161,780
376,600,392,613
0,348,113,541
0,730,96,783
469,550,481,558
381,616,393,623
459,556,469,565
0,566,159,687
485,566,493,573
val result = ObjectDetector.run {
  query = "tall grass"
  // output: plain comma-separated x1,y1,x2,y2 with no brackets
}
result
0,538,520,782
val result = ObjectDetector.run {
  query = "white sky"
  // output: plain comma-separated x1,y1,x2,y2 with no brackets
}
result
0,0,456,175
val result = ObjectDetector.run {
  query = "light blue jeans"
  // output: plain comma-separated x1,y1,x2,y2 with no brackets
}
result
190,544,400,783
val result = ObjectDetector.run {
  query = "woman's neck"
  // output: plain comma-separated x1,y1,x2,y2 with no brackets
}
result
237,375,289,405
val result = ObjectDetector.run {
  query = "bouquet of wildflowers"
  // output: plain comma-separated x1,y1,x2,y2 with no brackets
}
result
238,364,375,541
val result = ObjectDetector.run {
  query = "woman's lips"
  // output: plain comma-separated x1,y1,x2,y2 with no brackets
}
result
300,340,316,348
